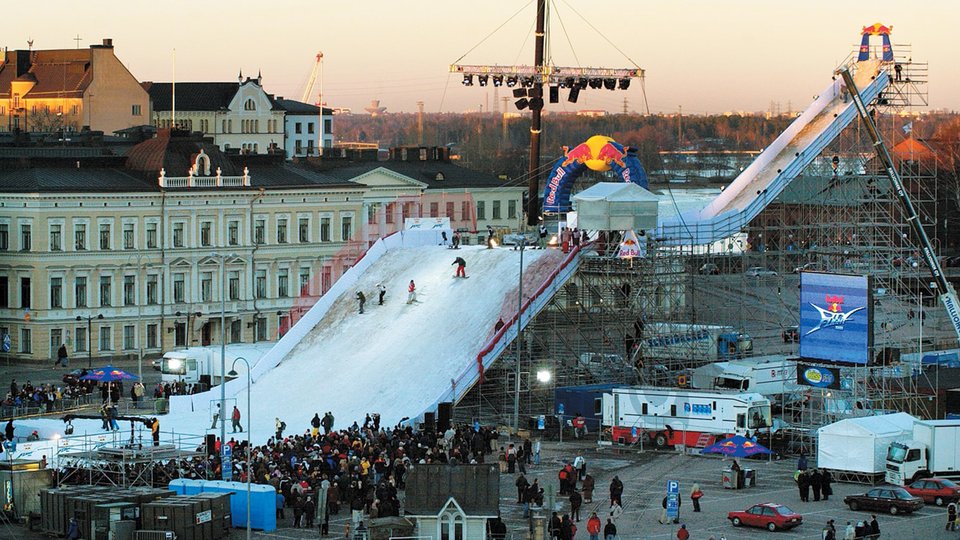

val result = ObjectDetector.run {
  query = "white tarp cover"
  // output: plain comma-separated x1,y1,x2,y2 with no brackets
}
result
817,412,916,473
572,182,658,232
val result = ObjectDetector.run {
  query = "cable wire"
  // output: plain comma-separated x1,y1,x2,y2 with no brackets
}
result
450,0,536,65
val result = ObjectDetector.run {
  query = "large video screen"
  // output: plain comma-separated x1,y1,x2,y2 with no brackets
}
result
799,272,873,365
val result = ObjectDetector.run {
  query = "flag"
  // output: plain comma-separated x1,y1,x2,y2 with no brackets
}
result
902,122,913,134
618,230,642,259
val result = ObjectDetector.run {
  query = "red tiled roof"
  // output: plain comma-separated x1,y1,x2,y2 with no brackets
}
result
0,49,93,98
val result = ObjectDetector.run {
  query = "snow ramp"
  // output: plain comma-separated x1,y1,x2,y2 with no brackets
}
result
165,230,584,439
658,59,889,245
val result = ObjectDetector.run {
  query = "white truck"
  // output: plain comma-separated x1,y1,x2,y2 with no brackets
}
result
885,419,960,485
638,323,753,363
160,342,275,385
601,387,771,448
690,356,802,399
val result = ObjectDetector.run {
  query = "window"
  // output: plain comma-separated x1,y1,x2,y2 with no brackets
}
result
295,122,302,134
200,222,212,247
146,275,158,305
174,322,186,347
50,224,62,251
429,203,439,217
277,219,288,243
75,277,87,308
123,275,136,306
307,123,315,134
75,327,87,353
446,202,455,219
320,217,331,242
0,276,7,308
307,139,315,155
278,269,289,297
508,200,517,219
99,275,111,306
476,201,486,220
0,224,7,250
123,325,135,350
244,99,256,111
20,277,31,308
298,218,309,243
173,273,185,303
324,119,332,134
228,221,239,246
20,224,31,251
254,219,265,245
19,328,31,353
228,271,240,300
341,216,353,241
255,270,267,299
146,223,157,248
492,200,501,219
173,223,184,248
75,223,86,250
295,140,302,155
132,104,142,116
230,320,241,343
299,268,310,296
255,317,267,342
50,329,63,358
461,201,471,221
50,277,63,308
201,272,212,302
98,326,112,351
99,223,111,250
123,223,135,249
146,324,158,349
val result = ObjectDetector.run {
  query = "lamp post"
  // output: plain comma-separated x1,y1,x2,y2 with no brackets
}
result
513,238,526,430
212,252,236,461
126,253,146,381
76,313,104,368
228,357,251,540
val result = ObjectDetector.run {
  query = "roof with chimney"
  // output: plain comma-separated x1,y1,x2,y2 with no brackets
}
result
0,48,94,98
143,76,286,112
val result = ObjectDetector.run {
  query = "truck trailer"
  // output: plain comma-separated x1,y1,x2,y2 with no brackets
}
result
160,342,275,385
601,387,771,448
638,323,753,364
690,356,801,399
886,419,960,485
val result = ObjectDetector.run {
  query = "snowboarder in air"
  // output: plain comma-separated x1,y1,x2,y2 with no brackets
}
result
356,290,366,314
377,283,386,305
407,280,417,304
452,257,467,278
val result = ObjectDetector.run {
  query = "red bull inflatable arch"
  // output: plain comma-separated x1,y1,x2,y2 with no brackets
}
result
542,135,649,214
859,22,894,62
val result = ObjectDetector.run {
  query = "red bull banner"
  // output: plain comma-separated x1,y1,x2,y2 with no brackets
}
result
617,229,643,258
858,23,894,62
542,135,648,214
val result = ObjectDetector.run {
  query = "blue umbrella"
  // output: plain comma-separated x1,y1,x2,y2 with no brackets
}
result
80,365,139,382
701,435,771,458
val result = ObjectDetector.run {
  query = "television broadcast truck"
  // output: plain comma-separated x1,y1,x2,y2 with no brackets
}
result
639,323,753,363
160,342,275,386
885,419,960,485
601,387,772,448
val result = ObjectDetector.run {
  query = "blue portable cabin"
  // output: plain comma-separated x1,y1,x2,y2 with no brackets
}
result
554,383,621,432
169,478,277,531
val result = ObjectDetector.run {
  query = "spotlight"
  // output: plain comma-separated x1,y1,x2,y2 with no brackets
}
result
478,75,488,87
492,75,503,87
513,88,527,98
506,76,518,87
549,85,559,103
589,78,602,89
515,98,529,110
603,78,616,90
618,78,631,90
568,86,580,103
578,78,589,89
462,74,474,86
521,76,534,87
564,77,575,88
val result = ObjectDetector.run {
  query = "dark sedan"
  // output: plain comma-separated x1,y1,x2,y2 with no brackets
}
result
844,487,924,515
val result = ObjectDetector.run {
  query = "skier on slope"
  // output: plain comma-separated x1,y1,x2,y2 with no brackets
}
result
407,280,417,304
377,283,386,305
452,257,467,278
356,290,366,314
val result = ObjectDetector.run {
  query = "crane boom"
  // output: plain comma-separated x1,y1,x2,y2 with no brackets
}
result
839,67,960,345
301,52,323,104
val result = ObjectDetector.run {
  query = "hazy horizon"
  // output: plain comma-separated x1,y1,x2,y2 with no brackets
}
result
5,1,958,115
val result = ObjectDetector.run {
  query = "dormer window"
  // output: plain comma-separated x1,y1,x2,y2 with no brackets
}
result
191,149,212,176
435,172,445,181
244,99,256,111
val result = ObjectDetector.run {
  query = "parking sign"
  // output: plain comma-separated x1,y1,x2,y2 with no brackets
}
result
666,480,680,520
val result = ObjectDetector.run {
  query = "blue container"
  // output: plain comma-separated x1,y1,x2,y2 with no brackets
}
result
169,478,277,531
554,383,620,431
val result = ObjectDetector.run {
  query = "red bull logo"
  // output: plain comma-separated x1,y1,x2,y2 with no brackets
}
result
862,22,893,35
561,143,592,168
545,167,566,206
596,142,627,168
825,295,844,313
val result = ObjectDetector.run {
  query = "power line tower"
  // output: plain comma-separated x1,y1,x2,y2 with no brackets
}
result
451,0,643,226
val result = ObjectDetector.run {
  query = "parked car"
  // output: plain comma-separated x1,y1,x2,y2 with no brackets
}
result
792,262,817,274
62,368,88,386
699,263,719,275
781,326,800,343
728,503,803,532
844,487,924,515
745,266,778,277
904,478,960,506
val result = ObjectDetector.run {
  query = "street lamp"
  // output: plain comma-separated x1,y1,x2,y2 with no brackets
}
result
211,252,236,461
126,253,146,381
513,238,526,430
228,357,251,540
76,313,104,368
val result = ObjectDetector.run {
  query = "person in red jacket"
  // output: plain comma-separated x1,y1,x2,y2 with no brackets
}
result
586,512,602,540
406,280,417,304
676,523,689,540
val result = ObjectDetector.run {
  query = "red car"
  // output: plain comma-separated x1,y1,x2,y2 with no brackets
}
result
728,503,803,532
905,478,960,506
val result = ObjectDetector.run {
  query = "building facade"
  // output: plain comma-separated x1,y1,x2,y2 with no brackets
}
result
0,39,151,134
274,98,333,158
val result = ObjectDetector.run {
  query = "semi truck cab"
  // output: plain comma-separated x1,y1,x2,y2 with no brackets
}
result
886,440,925,485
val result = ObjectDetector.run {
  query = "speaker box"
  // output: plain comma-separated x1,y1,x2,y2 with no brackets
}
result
205,434,216,455
437,402,453,432
422,412,436,432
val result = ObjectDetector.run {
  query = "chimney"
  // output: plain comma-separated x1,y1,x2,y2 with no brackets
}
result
102,38,113,48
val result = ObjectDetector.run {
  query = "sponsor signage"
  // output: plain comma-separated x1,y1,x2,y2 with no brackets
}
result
404,217,450,230
799,272,872,364
797,364,841,390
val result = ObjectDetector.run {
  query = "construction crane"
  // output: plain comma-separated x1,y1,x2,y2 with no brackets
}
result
301,51,324,105
840,67,960,345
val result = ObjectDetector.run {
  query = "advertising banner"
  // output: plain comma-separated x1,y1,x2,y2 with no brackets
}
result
796,364,841,390
403,217,450,230
799,272,873,364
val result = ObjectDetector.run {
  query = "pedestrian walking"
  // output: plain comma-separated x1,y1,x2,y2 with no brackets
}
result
823,519,837,540
586,512,601,540
377,283,386,305
609,475,623,507
582,473,595,503
210,403,221,430
55,343,69,368
811,469,823,501
356,290,366,314
690,483,703,512
603,518,617,540
516,473,529,503
843,521,855,540
948,503,957,531
570,489,582,522
822,469,833,500
677,524,689,540
798,471,810,502
868,515,879,539
231,405,242,433
406,280,417,304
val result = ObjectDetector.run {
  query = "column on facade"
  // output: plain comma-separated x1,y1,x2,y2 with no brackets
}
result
376,203,387,239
